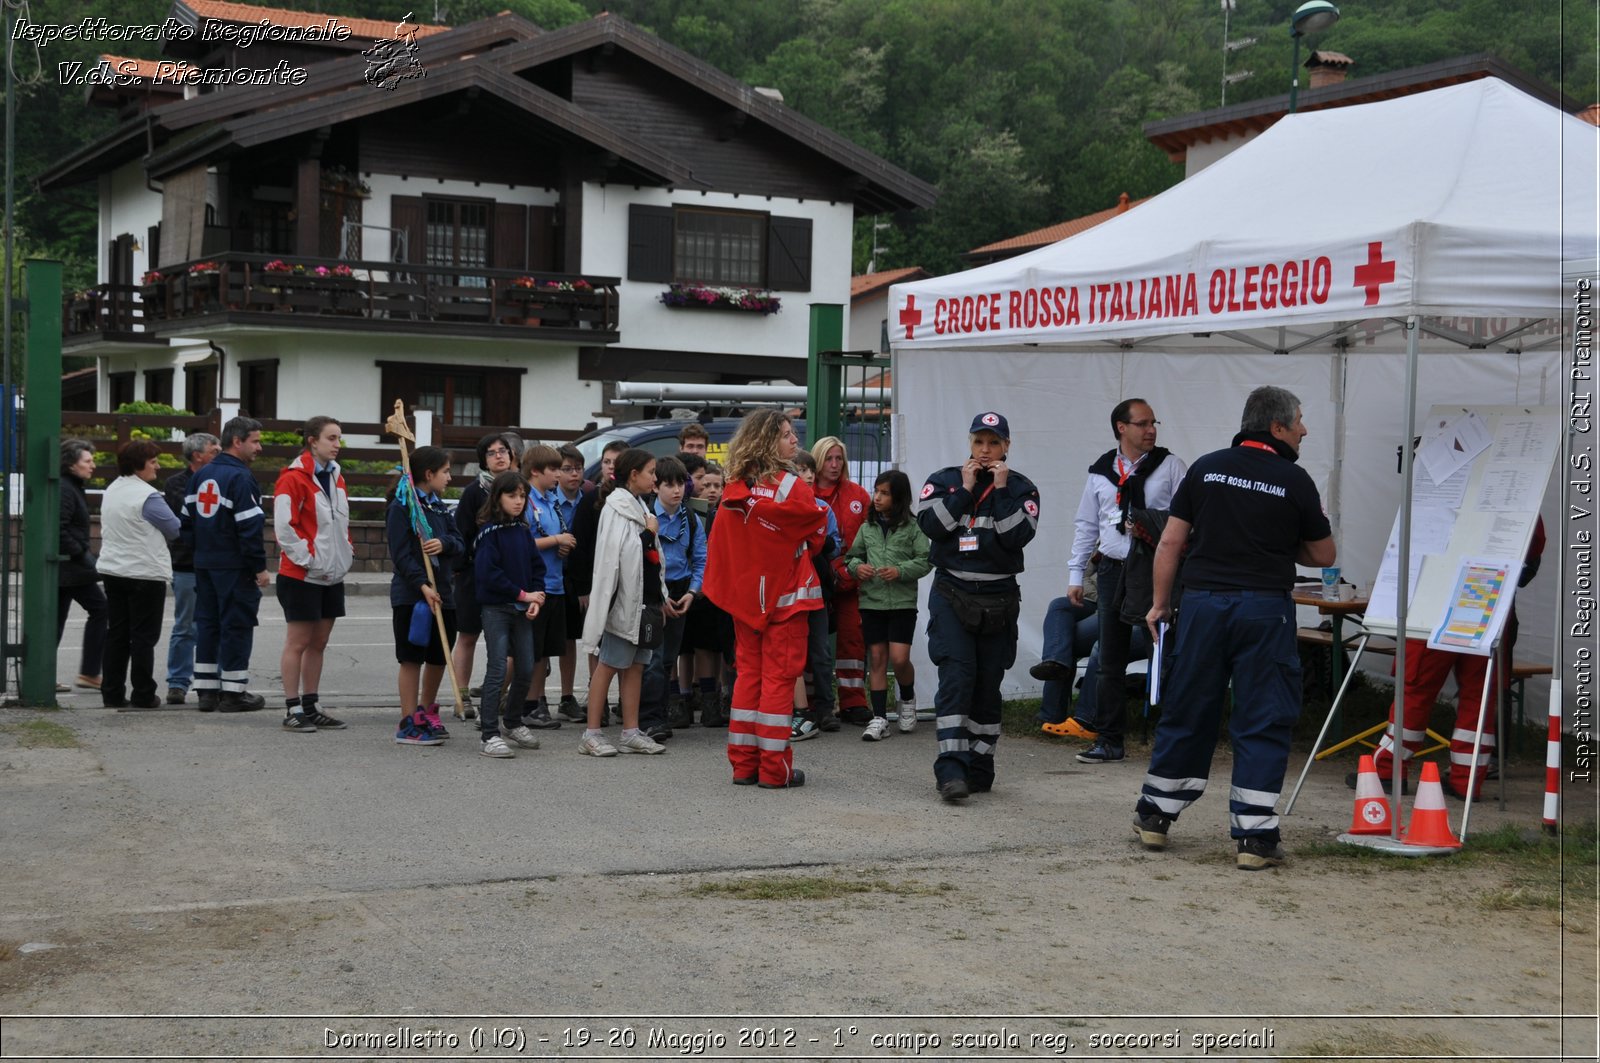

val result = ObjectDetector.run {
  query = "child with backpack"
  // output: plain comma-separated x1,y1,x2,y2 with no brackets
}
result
638,456,705,741
387,446,463,746
472,470,547,758
577,448,670,757
844,470,931,739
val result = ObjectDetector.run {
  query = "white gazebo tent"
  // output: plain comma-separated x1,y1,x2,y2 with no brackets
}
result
888,78,1595,764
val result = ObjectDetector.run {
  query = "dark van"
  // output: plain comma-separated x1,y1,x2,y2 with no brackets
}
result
572,417,891,484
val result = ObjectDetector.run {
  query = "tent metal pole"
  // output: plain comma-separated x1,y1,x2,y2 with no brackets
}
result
1390,315,1420,837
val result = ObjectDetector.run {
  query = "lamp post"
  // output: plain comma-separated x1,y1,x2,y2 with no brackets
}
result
1289,0,1340,113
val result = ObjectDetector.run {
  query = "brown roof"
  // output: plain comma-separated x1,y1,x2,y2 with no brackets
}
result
1145,54,1579,163
851,267,927,301
1581,104,1600,126
965,193,1148,262
178,0,451,41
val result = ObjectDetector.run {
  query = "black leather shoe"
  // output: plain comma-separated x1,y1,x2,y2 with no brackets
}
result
938,778,971,802
732,775,757,786
758,769,805,789
1029,660,1073,682
217,691,265,713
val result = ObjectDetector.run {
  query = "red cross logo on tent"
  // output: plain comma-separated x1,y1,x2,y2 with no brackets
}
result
195,479,222,518
1353,241,1396,307
899,296,923,340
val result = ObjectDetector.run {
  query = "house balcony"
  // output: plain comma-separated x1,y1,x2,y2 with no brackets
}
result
63,254,620,346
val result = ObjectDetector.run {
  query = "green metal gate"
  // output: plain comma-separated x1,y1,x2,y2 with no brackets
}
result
804,305,894,479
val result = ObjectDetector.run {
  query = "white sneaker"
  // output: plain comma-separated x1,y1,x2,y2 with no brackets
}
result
897,700,917,733
579,732,618,757
500,723,541,749
480,735,516,758
615,730,666,755
862,717,891,742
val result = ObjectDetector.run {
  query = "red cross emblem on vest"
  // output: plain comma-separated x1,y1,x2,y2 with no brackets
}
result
195,479,222,518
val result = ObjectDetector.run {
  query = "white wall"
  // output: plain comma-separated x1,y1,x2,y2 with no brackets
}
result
1184,129,1262,178
100,161,163,284
581,183,854,366
893,343,1564,710
849,291,889,354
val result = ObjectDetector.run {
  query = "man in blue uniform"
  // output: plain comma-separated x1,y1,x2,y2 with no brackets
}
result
918,412,1041,803
1135,386,1335,870
182,416,270,713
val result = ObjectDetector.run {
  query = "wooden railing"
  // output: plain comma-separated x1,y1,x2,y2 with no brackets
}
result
61,411,586,505
63,254,621,337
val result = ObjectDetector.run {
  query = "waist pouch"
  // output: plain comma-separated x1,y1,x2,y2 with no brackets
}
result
638,603,666,649
934,580,1020,637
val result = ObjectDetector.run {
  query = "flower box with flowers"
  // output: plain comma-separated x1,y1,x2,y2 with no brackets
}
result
659,284,780,315
139,272,168,320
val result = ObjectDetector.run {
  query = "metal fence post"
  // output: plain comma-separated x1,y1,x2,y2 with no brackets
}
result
805,303,844,444
19,260,63,705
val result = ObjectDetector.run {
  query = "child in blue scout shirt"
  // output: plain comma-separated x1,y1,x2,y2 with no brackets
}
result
638,456,706,740
519,445,575,730
386,446,463,746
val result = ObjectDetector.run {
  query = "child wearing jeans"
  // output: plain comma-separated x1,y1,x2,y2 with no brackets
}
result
844,470,931,739
473,471,547,758
576,448,671,757
387,446,462,746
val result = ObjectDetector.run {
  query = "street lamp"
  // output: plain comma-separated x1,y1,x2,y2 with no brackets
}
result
1288,0,1340,113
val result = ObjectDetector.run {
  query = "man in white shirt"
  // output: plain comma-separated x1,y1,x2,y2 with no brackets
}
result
1064,399,1186,763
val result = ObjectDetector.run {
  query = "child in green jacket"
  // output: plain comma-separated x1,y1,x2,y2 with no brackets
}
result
844,470,932,739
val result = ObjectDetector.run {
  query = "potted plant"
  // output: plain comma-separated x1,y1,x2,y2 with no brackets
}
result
139,270,167,321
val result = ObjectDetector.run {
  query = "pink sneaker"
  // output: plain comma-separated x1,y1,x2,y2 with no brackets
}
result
420,707,450,739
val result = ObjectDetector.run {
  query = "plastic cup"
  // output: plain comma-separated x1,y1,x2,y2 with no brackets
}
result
1321,566,1341,601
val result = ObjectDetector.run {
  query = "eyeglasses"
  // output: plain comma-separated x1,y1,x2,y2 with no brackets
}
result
485,447,512,458
558,465,582,473
1125,419,1161,429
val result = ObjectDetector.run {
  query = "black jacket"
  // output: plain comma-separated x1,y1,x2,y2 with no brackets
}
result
58,473,99,587
1116,506,1175,625
164,467,195,572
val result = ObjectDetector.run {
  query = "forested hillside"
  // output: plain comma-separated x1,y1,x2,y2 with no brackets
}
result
6,0,1594,292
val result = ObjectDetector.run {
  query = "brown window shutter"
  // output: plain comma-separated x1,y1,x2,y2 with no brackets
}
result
390,196,425,266
484,370,520,427
528,206,559,272
492,203,528,270
627,204,674,282
766,215,812,292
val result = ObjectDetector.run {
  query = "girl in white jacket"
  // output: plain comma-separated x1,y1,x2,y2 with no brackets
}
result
578,448,672,757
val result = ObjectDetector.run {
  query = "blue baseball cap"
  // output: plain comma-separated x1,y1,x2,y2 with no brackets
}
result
969,411,1010,440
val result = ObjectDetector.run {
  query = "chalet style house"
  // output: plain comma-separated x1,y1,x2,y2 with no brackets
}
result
43,1,934,437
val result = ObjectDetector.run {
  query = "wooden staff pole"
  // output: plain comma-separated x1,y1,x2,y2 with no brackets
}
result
386,400,470,720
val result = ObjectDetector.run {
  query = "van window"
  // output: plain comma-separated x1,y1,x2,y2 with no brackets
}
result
575,432,629,469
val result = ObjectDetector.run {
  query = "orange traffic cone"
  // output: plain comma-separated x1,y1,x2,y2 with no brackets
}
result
1403,761,1462,849
1347,754,1392,835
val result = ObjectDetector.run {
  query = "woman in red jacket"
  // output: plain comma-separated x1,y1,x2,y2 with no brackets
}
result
702,411,826,789
810,435,873,726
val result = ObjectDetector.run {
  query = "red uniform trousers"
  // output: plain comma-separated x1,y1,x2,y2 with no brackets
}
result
1374,638,1507,793
728,614,809,786
832,590,866,711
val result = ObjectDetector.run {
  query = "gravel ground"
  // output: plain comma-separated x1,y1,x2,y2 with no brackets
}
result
2,595,1594,1060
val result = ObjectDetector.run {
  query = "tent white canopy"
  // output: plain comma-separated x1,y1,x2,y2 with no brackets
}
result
887,78,1595,718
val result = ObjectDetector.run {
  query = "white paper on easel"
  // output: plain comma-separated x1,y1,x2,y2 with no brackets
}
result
1365,508,1454,625
1427,556,1517,656
1417,410,1492,485
1472,461,1545,513
1489,416,1555,461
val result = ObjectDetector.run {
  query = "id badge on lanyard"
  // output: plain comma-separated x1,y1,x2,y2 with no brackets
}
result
960,483,996,552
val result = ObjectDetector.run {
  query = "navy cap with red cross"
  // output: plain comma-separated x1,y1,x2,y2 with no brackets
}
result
969,411,1010,441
